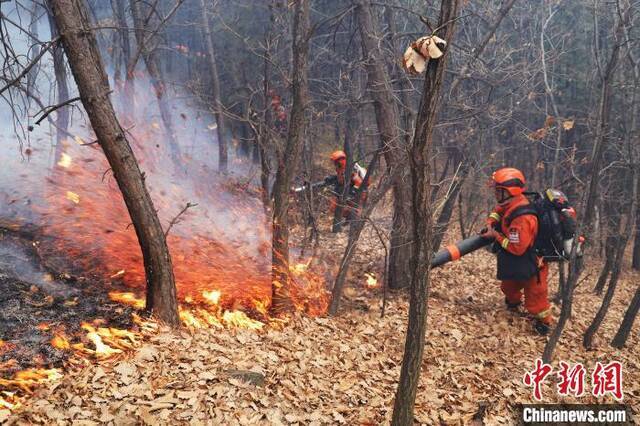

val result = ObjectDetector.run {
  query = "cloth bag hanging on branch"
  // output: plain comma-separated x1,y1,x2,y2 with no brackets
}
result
402,35,447,74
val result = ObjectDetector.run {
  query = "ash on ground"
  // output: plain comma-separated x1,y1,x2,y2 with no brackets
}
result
0,228,137,377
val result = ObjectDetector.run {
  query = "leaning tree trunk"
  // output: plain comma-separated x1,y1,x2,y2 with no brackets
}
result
199,0,228,172
355,0,413,290
593,234,615,294
46,10,70,155
392,1,461,424
270,0,310,316
47,0,180,326
584,169,637,349
585,59,640,346
611,285,640,348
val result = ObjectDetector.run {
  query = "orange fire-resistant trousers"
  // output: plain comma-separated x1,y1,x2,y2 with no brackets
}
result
501,262,552,324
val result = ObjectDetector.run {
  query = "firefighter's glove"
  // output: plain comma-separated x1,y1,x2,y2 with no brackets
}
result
480,227,499,240
324,175,338,186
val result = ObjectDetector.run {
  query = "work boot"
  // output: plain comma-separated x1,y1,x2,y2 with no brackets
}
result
533,320,550,336
504,297,522,312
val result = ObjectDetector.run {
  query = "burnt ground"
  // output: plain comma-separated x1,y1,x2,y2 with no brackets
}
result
0,228,136,378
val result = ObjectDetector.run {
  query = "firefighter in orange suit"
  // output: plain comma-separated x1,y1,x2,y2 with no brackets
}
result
481,167,552,335
327,150,366,219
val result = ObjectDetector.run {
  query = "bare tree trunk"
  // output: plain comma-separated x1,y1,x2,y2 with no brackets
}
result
593,235,615,294
26,1,41,95
633,210,640,270
584,168,637,348
392,1,461,423
259,22,275,214
611,285,640,348
112,0,133,118
540,4,564,187
46,10,70,155
47,0,180,326
270,0,310,316
457,191,467,240
542,7,627,362
200,0,228,172
129,0,180,161
432,152,469,250
355,0,413,290
448,0,518,96
383,5,413,140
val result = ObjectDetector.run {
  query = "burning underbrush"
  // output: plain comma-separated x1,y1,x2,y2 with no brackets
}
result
0,113,331,412
31,128,330,316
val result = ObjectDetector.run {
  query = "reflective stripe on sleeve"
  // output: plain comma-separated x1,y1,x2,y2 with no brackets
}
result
489,212,501,222
501,238,509,249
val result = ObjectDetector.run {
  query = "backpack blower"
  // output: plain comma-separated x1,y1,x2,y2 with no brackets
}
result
430,188,583,269
430,235,494,268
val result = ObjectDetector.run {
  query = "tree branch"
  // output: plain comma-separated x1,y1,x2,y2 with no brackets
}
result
0,37,60,96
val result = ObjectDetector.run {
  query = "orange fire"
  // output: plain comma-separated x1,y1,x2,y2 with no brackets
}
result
1,111,333,413
0,369,62,393
108,291,145,309
35,126,329,321
364,273,379,289
51,334,71,350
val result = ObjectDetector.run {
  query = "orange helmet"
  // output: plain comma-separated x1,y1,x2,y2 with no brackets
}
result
330,150,346,162
491,167,526,197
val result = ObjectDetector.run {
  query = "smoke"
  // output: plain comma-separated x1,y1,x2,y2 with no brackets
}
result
0,235,75,298
0,4,274,305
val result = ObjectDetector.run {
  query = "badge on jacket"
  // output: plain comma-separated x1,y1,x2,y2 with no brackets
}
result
509,228,520,244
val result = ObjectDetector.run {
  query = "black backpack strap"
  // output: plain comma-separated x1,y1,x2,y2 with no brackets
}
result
505,204,538,227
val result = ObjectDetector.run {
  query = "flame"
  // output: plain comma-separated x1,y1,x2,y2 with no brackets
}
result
110,269,125,279
202,290,221,305
57,153,72,168
222,310,264,330
0,369,62,393
51,334,70,350
291,258,312,275
12,115,332,397
109,291,145,309
0,392,19,410
292,263,308,274
80,323,126,359
364,273,379,289
179,309,205,328
38,136,330,316
65,191,80,204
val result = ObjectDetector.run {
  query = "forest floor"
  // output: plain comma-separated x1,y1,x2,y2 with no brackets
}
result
3,209,640,425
